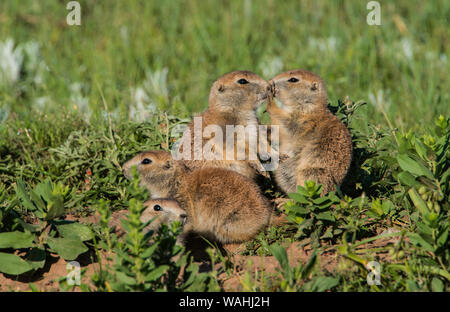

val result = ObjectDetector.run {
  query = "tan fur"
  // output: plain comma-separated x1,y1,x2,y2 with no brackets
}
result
122,150,273,244
177,70,271,180
267,69,353,194
141,199,187,233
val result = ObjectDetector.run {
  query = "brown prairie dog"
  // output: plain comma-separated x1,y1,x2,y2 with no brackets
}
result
140,199,187,233
175,70,271,180
267,69,352,194
122,150,273,244
91,203,186,239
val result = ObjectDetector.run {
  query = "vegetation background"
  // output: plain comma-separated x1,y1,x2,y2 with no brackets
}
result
0,0,448,292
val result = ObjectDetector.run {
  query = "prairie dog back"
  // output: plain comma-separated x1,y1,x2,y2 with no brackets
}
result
180,167,273,244
123,150,274,244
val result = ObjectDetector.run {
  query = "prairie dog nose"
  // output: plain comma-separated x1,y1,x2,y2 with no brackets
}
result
267,80,274,97
122,162,131,178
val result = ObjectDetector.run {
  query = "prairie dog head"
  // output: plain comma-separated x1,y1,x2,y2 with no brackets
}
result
269,69,327,114
122,150,178,197
141,199,187,232
209,70,271,112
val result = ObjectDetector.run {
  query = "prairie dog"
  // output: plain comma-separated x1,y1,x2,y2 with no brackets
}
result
93,202,186,238
176,70,271,180
267,69,352,194
122,150,272,244
141,199,187,233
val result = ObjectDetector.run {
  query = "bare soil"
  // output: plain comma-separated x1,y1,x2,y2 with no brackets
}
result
0,212,403,292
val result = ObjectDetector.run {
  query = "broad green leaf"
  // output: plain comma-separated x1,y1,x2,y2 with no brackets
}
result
144,265,169,282
321,226,334,238
325,191,340,203
397,171,418,187
120,219,131,233
115,271,136,285
312,197,332,206
301,250,317,279
316,211,335,222
408,233,435,253
15,218,43,233
406,280,420,291
15,179,36,212
295,186,310,197
0,231,35,249
0,252,33,275
425,212,438,226
141,241,160,258
29,190,46,212
35,179,53,204
182,263,200,287
414,138,428,160
417,222,433,236
268,243,291,281
437,229,448,247
46,237,88,260
315,184,324,195
382,200,394,214
55,222,93,241
431,277,444,292
407,188,430,217
309,276,339,292
287,193,309,204
45,197,65,220
397,135,410,155
285,204,309,215
369,200,384,217
397,154,433,179
287,215,304,224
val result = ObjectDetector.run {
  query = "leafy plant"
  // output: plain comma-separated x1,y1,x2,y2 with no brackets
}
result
335,115,449,291
264,243,339,292
90,168,219,292
0,179,92,275
283,181,340,247
394,116,449,283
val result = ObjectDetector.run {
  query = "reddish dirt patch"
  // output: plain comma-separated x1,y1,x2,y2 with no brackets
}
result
0,211,404,292
219,242,339,291
0,212,121,292
0,251,102,292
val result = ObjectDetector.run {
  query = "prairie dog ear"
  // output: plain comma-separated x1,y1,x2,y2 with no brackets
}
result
311,82,318,91
217,84,224,92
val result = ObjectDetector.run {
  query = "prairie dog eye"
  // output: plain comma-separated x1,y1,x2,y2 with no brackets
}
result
153,205,162,211
237,78,249,85
288,77,299,83
141,158,152,165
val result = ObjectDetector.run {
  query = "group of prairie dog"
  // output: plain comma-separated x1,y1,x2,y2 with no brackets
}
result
121,69,352,246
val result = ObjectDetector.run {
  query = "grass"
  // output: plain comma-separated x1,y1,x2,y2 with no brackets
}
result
0,0,448,292
1,1,448,123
